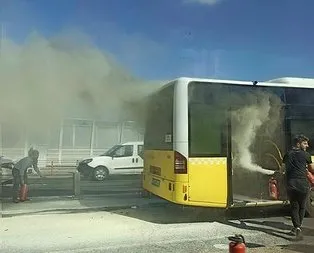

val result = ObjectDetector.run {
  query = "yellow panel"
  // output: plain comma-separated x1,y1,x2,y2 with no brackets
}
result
143,150,177,202
143,172,174,201
188,157,228,206
144,150,175,180
143,151,228,207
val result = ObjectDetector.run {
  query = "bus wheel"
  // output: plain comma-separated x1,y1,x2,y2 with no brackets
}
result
140,189,151,198
306,189,314,217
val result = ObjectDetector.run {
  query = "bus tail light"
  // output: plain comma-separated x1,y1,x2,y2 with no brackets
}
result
174,151,187,174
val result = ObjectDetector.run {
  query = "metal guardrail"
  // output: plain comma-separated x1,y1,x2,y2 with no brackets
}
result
1,171,81,198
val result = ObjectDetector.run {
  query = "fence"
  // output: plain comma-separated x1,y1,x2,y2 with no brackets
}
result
0,119,143,172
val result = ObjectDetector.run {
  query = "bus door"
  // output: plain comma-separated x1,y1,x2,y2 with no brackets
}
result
187,106,229,208
188,157,229,207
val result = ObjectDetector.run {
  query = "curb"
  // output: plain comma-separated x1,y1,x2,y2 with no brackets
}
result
1,191,141,201
1,190,142,200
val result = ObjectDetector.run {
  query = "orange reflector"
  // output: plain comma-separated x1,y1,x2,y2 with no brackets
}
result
183,185,187,193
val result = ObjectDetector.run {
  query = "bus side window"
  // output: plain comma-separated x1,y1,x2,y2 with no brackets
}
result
203,88,214,105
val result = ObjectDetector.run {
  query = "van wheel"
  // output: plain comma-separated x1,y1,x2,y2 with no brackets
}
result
93,166,109,181
306,189,314,217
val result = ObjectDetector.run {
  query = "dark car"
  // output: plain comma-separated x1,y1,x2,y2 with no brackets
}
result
0,156,14,170
0,156,15,185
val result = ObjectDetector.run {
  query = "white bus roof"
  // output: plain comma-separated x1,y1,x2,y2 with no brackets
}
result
266,77,314,85
168,76,314,89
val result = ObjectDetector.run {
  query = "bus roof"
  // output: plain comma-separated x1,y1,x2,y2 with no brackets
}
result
136,76,314,102
266,77,314,85
168,76,314,89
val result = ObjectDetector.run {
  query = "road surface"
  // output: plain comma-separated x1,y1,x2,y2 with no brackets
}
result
1,174,314,252
2,205,314,253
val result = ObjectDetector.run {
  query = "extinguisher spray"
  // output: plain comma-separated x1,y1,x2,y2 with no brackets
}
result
228,234,246,253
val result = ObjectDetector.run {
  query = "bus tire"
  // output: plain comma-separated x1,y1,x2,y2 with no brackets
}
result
306,189,314,217
140,189,151,198
93,166,109,181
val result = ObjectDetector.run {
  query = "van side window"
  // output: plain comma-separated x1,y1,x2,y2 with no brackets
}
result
113,145,134,157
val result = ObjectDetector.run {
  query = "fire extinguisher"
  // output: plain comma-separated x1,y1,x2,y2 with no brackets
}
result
19,184,29,202
228,234,246,253
269,177,279,200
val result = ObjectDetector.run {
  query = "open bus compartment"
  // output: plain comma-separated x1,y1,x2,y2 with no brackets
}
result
230,117,314,210
231,132,285,204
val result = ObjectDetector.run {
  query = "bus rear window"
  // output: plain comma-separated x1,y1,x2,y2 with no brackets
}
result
144,84,174,150
188,82,228,157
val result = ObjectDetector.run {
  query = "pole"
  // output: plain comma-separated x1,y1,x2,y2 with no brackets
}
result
73,171,81,198
58,121,64,165
119,121,124,144
90,120,96,156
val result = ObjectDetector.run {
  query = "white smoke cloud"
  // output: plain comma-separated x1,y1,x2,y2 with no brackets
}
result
0,31,162,145
231,92,283,175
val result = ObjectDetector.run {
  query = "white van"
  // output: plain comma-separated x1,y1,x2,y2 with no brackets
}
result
76,141,144,181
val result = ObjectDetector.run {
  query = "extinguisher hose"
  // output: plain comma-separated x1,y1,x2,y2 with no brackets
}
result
264,140,283,161
239,234,245,244
265,153,281,171
228,234,245,244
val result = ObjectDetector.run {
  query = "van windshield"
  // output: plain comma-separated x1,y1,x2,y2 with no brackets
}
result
101,145,122,156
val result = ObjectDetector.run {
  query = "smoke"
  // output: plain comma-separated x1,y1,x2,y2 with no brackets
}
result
0,31,160,144
231,91,283,175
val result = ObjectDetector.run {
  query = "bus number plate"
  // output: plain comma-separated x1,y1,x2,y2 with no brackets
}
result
151,178,160,187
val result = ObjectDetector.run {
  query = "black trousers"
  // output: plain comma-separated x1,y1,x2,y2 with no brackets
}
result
287,189,309,228
12,168,28,200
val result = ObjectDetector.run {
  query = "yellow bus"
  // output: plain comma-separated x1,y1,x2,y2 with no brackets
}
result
142,77,314,215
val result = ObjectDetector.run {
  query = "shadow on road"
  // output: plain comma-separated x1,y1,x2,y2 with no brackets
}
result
282,244,314,253
222,207,314,243
224,219,293,241
109,202,291,225
110,203,314,250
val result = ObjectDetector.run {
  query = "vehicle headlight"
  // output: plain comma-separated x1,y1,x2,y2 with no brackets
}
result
81,159,92,164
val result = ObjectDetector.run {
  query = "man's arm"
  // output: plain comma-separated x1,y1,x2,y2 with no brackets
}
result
33,161,44,177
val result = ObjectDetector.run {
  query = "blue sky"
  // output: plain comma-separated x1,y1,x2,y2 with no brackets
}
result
1,0,314,81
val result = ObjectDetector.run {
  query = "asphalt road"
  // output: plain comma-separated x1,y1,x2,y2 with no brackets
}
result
2,206,314,253
2,174,314,252
1,174,142,198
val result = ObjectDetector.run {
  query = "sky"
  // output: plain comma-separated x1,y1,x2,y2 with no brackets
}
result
0,0,314,81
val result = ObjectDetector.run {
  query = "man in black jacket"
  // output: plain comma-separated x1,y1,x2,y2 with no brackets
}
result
12,147,44,203
283,134,314,240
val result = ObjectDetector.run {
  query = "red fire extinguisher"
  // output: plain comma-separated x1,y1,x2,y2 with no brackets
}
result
269,177,278,200
19,184,29,202
306,169,314,187
228,234,246,253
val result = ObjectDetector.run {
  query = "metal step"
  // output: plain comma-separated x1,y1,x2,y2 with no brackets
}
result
232,194,288,208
